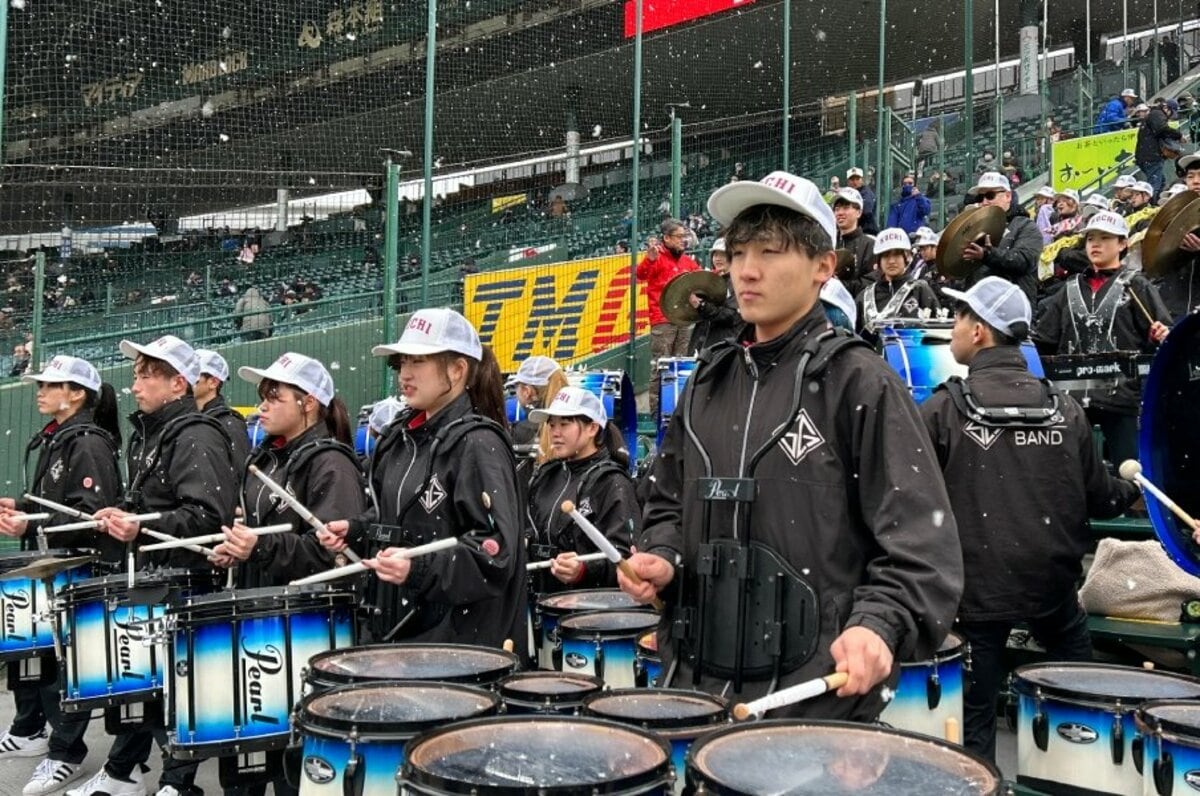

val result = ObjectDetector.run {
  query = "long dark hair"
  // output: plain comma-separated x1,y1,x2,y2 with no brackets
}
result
82,382,122,448
319,396,354,447
465,346,507,428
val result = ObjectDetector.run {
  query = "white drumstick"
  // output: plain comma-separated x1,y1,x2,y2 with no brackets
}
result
22,494,89,519
526,552,608,571
9,513,50,522
1120,460,1199,528
289,537,459,586
44,513,162,533
137,527,217,557
248,465,362,563
139,524,293,551
731,672,850,720
560,500,663,611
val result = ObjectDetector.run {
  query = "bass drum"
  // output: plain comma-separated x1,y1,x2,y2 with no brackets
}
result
1140,310,1200,576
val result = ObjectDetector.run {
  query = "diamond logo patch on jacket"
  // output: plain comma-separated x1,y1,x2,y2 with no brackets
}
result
419,474,447,513
778,410,825,465
963,421,1004,451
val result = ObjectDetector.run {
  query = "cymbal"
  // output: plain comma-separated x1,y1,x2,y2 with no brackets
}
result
1142,191,1200,277
0,555,96,582
834,249,856,280
660,270,727,326
936,205,1007,279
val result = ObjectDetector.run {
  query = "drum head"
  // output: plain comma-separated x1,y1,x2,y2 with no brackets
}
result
583,689,727,730
402,716,672,795
499,672,604,703
536,589,641,617
297,682,498,739
171,583,350,620
1139,699,1200,738
687,720,1001,796
1013,663,1200,707
307,643,518,686
62,567,193,600
558,610,659,638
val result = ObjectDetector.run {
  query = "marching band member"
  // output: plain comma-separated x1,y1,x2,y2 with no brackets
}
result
856,227,940,334
0,356,123,795
959,172,1043,303
320,309,527,654
508,355,568,463
194,349,251,473
689,237,743,352
524,386,637,592
1163,153,1200,322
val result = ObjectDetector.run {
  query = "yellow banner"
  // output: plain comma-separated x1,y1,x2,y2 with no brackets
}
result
465,255,650,372
490,193,527,214
1051,129,1137,192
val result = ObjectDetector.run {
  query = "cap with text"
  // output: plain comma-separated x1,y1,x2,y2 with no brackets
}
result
528,386,608,426
22,355,102,393
707,171,838,247
372,308,483,361
119,335,200,386
873,227,912,255
238,352,336,407
1082,210,1130,237
968,171,1012,196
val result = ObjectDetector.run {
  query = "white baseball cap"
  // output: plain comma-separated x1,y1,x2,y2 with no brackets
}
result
22,355,101,393
195,349,230,382
512,355,560,387
942,276,1032,338
1120,88,1138,98
372,308,483,361
1113,174,1137,189
914,230,940,247
711,237,726,252
968,171,1012,196
1083,192,1111,209
1055,188,1081,204
1160,183,1189,205
846,167,864,179
1135,102,1150,113
528,386,607,426
819,278,857,329
832,187,864,208
120,335,200,386
873,227,912,255
368,396,407,435
1177,153,1200,171
1131,181,1154,196
707,171,838,247
1082,210,1130,237
238,352,336,407
1035,186,1058,200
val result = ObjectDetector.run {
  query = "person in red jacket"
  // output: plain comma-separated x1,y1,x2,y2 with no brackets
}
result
636,217,700,419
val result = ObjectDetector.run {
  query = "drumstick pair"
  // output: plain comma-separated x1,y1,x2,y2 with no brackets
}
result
24,495,216,556
560,501,665,612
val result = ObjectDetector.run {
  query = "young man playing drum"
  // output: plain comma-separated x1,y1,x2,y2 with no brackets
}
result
619,172,964,722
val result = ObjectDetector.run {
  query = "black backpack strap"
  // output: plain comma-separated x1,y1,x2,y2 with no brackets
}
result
938,375,1064,428
131,413,234,496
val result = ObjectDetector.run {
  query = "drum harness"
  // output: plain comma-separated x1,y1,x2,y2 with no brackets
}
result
863,280,920,332
1065,268,1138,356
525,457,627,566
22,423,118,554
937,375,1066,430
679,327,866,695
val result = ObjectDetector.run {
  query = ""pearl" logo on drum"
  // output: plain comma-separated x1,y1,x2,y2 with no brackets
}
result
240,640,284,725
303,756,335,784
1,587,31,642
1055,723,1098,744
565,652,588,669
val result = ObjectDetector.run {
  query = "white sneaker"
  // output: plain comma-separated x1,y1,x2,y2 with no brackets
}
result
0,729,49,759
24,759,85,795
65,767,146,796
154,789,180,796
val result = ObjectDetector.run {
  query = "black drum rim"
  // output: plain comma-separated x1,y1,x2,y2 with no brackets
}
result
535,588,643,619
58,567,196,603
498,671,605,706
305,643,520,687
1138,698,1200,741
582,688,728,731
557,609,660,640
295,680,500,739
1012,662,1200,709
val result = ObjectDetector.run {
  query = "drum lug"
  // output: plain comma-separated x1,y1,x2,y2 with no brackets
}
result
552,639,562,671
1110,714,1124,766
344,752,364,796
1154,749,1174,796
1132,734,1144,775
635,658,646,688
1032,710,1049,752
594,640,605,683
926,670,942,710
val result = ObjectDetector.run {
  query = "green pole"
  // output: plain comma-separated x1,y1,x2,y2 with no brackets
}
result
938,112,947,227
848,92,857,167
670,115,682,217
875,0,886,199
105,283,114,316
994,95,1003,162
964,0,974,180
0,0,7,166
627,0,643,383
421,0,437,308
383,160,400,397
782,0,791,170
31,252,45,372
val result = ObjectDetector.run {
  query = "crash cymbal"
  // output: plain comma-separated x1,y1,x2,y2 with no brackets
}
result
936,205,1007,279
660,270,727,326
0,554,96,582
834,249,856,280
1142,191,1200,277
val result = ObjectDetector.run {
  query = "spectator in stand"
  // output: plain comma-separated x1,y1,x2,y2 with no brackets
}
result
959,172,1042,304
846,167,878,234
8,343,30,377
1001,150,1022,185
823,176,841,204
234,286,273,341
636,218,700,420
915,120,941,177
886,174,932,235
974,150,997,175
1109,174,1137,213
833,187,876,297
1095,88,1138,133
1049,189,1084,239
1132,103,1151,125
729,161,747,182
1136,98,1184,198
1028,185,1058,243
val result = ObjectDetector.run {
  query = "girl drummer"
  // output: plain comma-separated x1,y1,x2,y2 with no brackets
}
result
509,355,569,462
0,355,123,796
320,309,527,654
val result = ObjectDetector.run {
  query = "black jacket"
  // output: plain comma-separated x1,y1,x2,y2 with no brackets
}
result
1136,107,1184,165
964,208,1042,305
125,397,238,569
920,347,1138,622
856,274,941,332
689,274,743,353
348,393,527,653
525,448,637,593
21,410,125,562
1155,258,1199,322
203,395,251,475
837,227,877,297
238,425,367,587
640,305,963,719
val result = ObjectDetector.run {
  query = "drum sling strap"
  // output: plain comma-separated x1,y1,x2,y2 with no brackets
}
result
126,413,233,511
242,437,365,523
681,329,869,693
1065,268,1136,354
863,280,919,330
938,375,1065,429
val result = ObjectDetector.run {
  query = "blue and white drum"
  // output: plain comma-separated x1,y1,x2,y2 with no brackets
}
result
583,688,726,792
1013,663,1200,795
1136,699,1200,796
685,720,1002,795
534,589,642,670
0,550,92,662
568,370,637,460
59,568,198,712
399,716,674,796
303,643,519,696
498,671,605,715
635,631,662,688
656,357,696,446
881,323,1044,403
166,585,356,758
880,632,966,741
556,609,660,689
295,682,499,795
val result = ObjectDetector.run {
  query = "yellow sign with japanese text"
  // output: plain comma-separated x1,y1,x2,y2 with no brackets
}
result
490,193,527,214
1051,129,1138,192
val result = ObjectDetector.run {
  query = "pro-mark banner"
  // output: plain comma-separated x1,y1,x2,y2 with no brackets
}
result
465,255,650,372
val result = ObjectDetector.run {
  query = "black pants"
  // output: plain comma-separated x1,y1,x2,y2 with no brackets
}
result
9,676,90,764
105,725,201,793
223,781,297,796
956,594,1093,761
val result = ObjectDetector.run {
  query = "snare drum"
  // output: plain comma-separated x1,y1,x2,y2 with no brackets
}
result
59,568,198,712
303,643,519,696
881,324,1044,403
583,688,726,792
635,631,662,688
686,720,1003,795
498,671,605,715
534,589,642,670
399,716,674,796
556,610,660,689
166,585,356,758
568,370,637,460
295,682,499,795
0,550,92,662
880,631,966,741
1136,699,1200,796
1013,663,1200,795
656,357,696,446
